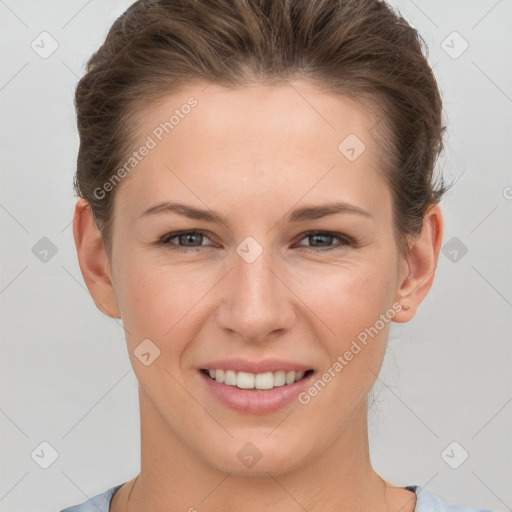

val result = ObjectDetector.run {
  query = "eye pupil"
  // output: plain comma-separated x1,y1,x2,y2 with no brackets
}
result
180,232,202,246
310,233,331,246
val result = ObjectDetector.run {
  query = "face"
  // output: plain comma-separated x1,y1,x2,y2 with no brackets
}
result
103,80,411,475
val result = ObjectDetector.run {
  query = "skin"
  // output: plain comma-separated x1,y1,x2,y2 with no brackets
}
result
73,80,443,512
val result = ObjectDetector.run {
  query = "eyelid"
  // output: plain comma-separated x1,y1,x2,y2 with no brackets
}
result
292,231,356,253
159,229,217,247
294,230,354,246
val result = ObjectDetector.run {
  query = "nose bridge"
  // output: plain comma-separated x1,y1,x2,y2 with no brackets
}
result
217,238,294,341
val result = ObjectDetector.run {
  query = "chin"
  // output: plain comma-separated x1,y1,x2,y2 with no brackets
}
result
195,433,314,477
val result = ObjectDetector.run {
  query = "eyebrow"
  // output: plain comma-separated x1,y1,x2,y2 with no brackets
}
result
140,200,372,224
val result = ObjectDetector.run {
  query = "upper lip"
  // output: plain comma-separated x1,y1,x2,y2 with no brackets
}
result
200,358,313,374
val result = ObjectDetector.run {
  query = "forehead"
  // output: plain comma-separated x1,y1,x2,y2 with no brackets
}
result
114,80,391,222
143,80,376,149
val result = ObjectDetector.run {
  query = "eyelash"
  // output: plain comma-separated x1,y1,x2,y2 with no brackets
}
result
157,230,356,253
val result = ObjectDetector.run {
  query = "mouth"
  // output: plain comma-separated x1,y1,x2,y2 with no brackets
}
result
200,368,314,390
198,362,315,414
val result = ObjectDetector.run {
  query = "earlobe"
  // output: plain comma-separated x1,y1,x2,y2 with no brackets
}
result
72,198,121,319
393,204,444,323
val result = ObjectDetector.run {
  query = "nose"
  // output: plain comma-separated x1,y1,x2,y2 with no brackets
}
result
215,243,296,344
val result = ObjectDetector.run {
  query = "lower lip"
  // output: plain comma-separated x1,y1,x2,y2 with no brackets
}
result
199,370,314,414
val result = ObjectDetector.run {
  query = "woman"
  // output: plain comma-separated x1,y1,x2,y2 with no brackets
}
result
60,0,493,510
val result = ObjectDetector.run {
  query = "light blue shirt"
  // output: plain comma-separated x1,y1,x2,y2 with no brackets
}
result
59,483,494,511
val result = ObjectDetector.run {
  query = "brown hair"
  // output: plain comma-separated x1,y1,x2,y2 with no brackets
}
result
74,0,447,257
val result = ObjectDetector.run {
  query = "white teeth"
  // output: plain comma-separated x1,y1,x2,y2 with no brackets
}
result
273,370,286,387
255,372,274,389
285,371,296,385
206,368,309,389
237,371,255,389
225,370,237,386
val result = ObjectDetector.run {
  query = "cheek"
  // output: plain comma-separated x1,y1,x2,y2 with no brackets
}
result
294,252,398,406
115,256,215,354
299,253,398,342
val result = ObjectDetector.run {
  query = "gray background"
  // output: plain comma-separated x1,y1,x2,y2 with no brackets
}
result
1,1,511,511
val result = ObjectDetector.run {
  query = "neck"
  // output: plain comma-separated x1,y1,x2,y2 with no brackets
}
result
120,388,398,512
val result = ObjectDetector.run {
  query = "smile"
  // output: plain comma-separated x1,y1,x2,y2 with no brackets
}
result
198,358,315,413
202,369,313,390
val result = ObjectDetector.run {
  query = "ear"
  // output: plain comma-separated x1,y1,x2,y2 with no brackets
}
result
393,204,444,323
72,198,121,319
